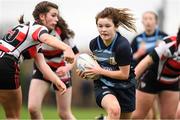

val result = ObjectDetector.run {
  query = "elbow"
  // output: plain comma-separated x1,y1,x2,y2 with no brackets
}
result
120,74,129,80
124,74,129,80
135,75,139,80
147,61,152,67
118,69,130,80
41,37,49,45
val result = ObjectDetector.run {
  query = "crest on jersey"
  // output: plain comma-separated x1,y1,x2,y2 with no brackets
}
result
109,57,117,65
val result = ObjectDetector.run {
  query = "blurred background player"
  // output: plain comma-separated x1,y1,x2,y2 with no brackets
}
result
27,5,79,120
0,1,75,119
131,11,168,66
131,11,168,119
132,27,180,119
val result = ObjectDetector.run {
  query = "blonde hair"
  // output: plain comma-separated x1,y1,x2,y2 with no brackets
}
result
143,11,158,21
96,7,136,32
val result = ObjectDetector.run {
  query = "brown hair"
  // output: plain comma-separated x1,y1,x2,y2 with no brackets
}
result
19,1,58,24
19,15,25,24
56,16,75,40
32,1,58,22
95,7,136,32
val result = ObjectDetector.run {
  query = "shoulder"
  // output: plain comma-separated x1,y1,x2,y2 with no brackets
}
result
131,33,144,44
116,33,131,48
90,37,98,44
163,36,177,43
157,36,176,48
90,36,98,47
89,36,99,51
158,30,168,36
153,36,177,58
29,21,49,41
133,32,143,39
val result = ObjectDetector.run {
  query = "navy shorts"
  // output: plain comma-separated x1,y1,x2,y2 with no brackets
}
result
0,56,20,89
94,80,136,112
32,66,72,90
138,70,179,94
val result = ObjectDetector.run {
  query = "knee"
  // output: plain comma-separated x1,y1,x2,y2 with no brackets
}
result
58,111,73,119
176,106,180,118
161,113,176,119
28,104,43,119
5,111,20,119
107,105,121,118
176,113,180,119
131,110,147,119
28,104,40,115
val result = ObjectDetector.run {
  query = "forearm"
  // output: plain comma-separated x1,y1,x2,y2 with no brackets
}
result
133,52,141,60
100,68,129,80
135,55,153,79
40,33,71,51
34,54,60,83
45,36,71,51
38,62,60,83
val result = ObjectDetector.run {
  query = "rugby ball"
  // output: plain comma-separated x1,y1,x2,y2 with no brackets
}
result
76,53,100,80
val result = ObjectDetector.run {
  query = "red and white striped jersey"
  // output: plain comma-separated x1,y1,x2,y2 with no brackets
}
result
41,27,78,69
150,36,180,83
0,21,48,60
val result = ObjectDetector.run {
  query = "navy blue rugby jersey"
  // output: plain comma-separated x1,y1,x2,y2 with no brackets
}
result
131,29,168,65
90,32,135,88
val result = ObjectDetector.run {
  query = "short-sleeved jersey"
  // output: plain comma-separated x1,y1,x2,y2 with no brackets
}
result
131,29,168,65
90,32,135,88
149,36,180,84
41,27,79,69
0,21,48,61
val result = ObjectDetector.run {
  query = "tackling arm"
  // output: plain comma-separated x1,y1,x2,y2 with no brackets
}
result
135,55,154,80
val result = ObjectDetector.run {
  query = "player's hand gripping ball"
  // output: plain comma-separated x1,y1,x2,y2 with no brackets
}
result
76,53,100,80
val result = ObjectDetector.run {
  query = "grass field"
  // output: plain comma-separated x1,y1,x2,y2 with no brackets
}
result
0,105,106,120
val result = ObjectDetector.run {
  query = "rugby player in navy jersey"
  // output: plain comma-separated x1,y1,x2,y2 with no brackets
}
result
77,7,136,119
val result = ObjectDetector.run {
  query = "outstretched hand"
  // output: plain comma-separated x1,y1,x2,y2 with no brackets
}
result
55,80,67,95
63,48,75,64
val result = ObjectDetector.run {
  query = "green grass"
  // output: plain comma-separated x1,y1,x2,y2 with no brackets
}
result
0,105,106,120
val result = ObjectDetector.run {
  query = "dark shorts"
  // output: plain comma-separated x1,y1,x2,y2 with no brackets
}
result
0,56,20,89
94,80,136,112
32,66,72,90
138,70,179,94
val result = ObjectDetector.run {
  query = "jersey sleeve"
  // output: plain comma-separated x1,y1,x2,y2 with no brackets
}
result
89,38,97,52
31,25,48,42
150,39,176,61
115,40,132,66
131,37,138,53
